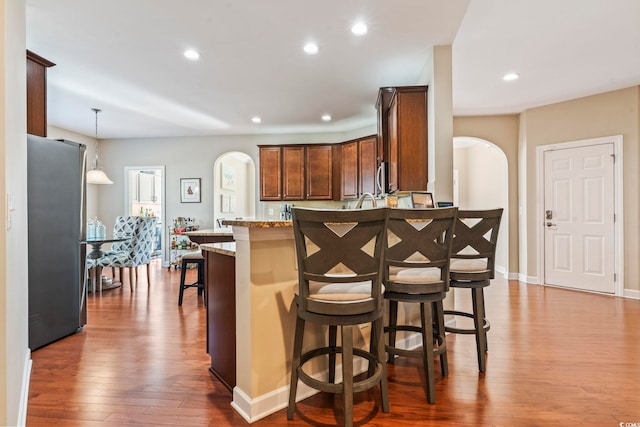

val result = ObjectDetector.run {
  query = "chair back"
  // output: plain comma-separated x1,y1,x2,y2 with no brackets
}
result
111,216,158,267
385,207,457,295
292,207,389,318
450,209,503,281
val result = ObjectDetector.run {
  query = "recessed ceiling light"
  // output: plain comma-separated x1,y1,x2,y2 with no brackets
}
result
351,22,368,36
183,49,200,60
503,72,519,81
251,116,262,124
303,42,319,55
321,114,332,122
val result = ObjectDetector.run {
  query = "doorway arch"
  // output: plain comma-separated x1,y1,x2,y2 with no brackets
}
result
453,137,509,276
213,152,256,225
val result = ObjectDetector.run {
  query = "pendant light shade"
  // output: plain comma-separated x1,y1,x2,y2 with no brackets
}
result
87,108,113,185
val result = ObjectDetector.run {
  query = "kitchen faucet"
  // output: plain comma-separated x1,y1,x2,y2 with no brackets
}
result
355,192,378,209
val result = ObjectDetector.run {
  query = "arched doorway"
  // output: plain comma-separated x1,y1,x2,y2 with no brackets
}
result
213,152,256,225
453,137,509,276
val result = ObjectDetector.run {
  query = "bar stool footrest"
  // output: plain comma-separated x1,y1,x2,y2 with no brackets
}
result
443,310,491,334
384,324,447,358
297,346,383,394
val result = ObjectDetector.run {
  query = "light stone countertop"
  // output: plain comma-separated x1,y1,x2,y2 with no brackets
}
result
183,228,234,237
200,241,236,257
221,219,292,228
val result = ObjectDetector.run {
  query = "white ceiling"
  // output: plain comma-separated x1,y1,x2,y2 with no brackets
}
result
25,0,640,140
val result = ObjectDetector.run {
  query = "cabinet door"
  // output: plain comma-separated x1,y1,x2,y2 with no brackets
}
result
388,96,399,193
306,145,333,200
283,146,305,200
397,89,428,191
341,141,358,200
358,137,377,196
153,175,161,204
259,146,282,201
138,172,155,203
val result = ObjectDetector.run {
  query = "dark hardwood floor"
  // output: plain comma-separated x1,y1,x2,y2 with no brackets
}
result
27,259,640,426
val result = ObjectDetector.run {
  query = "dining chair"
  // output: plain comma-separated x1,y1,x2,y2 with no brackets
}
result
444,208,503,372
288,207,390,427
89,216,158,291
383,207,457,403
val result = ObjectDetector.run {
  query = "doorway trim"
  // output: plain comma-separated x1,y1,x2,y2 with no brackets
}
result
536,135,623,296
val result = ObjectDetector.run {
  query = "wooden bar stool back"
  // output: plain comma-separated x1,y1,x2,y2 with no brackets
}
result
383,207,457,404
288,207,390,427
444,208,503,372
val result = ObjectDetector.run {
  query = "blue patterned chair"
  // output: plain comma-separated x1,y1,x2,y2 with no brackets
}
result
88,216,158,292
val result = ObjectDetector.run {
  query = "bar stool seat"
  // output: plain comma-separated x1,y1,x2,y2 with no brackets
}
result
178,250,204,306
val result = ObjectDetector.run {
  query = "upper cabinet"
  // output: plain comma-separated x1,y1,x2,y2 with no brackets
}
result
259,145,335,201
259,146,282,201
26,50,55,137
306,145,333,200
340,135,378,200
377,86,428,193
282,146,305,200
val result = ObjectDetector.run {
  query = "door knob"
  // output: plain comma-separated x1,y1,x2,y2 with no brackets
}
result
546,222,557,227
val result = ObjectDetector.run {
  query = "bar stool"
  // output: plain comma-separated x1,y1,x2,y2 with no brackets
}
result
444,208,503,373
288,207,390,427
383,207,457,404
178,250,205,306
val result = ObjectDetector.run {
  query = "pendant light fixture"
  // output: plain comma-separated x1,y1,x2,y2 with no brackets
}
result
86,108,113,184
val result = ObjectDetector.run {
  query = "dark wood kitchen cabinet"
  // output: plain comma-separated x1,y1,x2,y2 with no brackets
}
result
341,140,358,199
340,135,377,200
306,145,333,200
205,248,236,391
26,50,55,137
259,144,335,201
377,86,428,193
282,146,305,200
259,146,282,200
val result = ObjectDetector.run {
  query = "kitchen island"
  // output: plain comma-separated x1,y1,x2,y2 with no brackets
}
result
215,218,451,423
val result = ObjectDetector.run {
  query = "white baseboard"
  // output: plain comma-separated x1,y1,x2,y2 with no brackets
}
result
17,350,32,427
231,329,434,423
624,288,640,300
518,273,538,284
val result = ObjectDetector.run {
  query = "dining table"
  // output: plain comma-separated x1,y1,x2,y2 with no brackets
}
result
81,236,129,292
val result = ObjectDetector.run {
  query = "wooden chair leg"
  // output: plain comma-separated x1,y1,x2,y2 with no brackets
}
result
146,263,151,287
341,325,354,427
388,300,398,363
129,268,134,292
328,325,337,383
472,288,488,372
420,302,436,403
433,300,448,376
287,315,305,420
178,262,187,306
375,317,390,413
135,266,139,285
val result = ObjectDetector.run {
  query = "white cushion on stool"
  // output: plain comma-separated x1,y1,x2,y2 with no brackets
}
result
182,251,204,260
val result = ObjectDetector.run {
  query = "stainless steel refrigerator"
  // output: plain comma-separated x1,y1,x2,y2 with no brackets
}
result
27,134,87,350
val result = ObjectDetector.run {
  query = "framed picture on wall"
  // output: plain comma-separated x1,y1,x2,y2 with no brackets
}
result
181,178,201,203
221,163,236,191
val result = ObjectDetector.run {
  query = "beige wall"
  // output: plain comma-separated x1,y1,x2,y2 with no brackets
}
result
453,115,520,277
521,86,640,291
454,142,509,274
454,87,640,292
1,0,29,424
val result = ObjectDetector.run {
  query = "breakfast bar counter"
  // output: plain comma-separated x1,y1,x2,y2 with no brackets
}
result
217,218,451,423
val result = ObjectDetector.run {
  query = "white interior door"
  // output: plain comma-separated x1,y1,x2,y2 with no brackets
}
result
543,143,615,293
